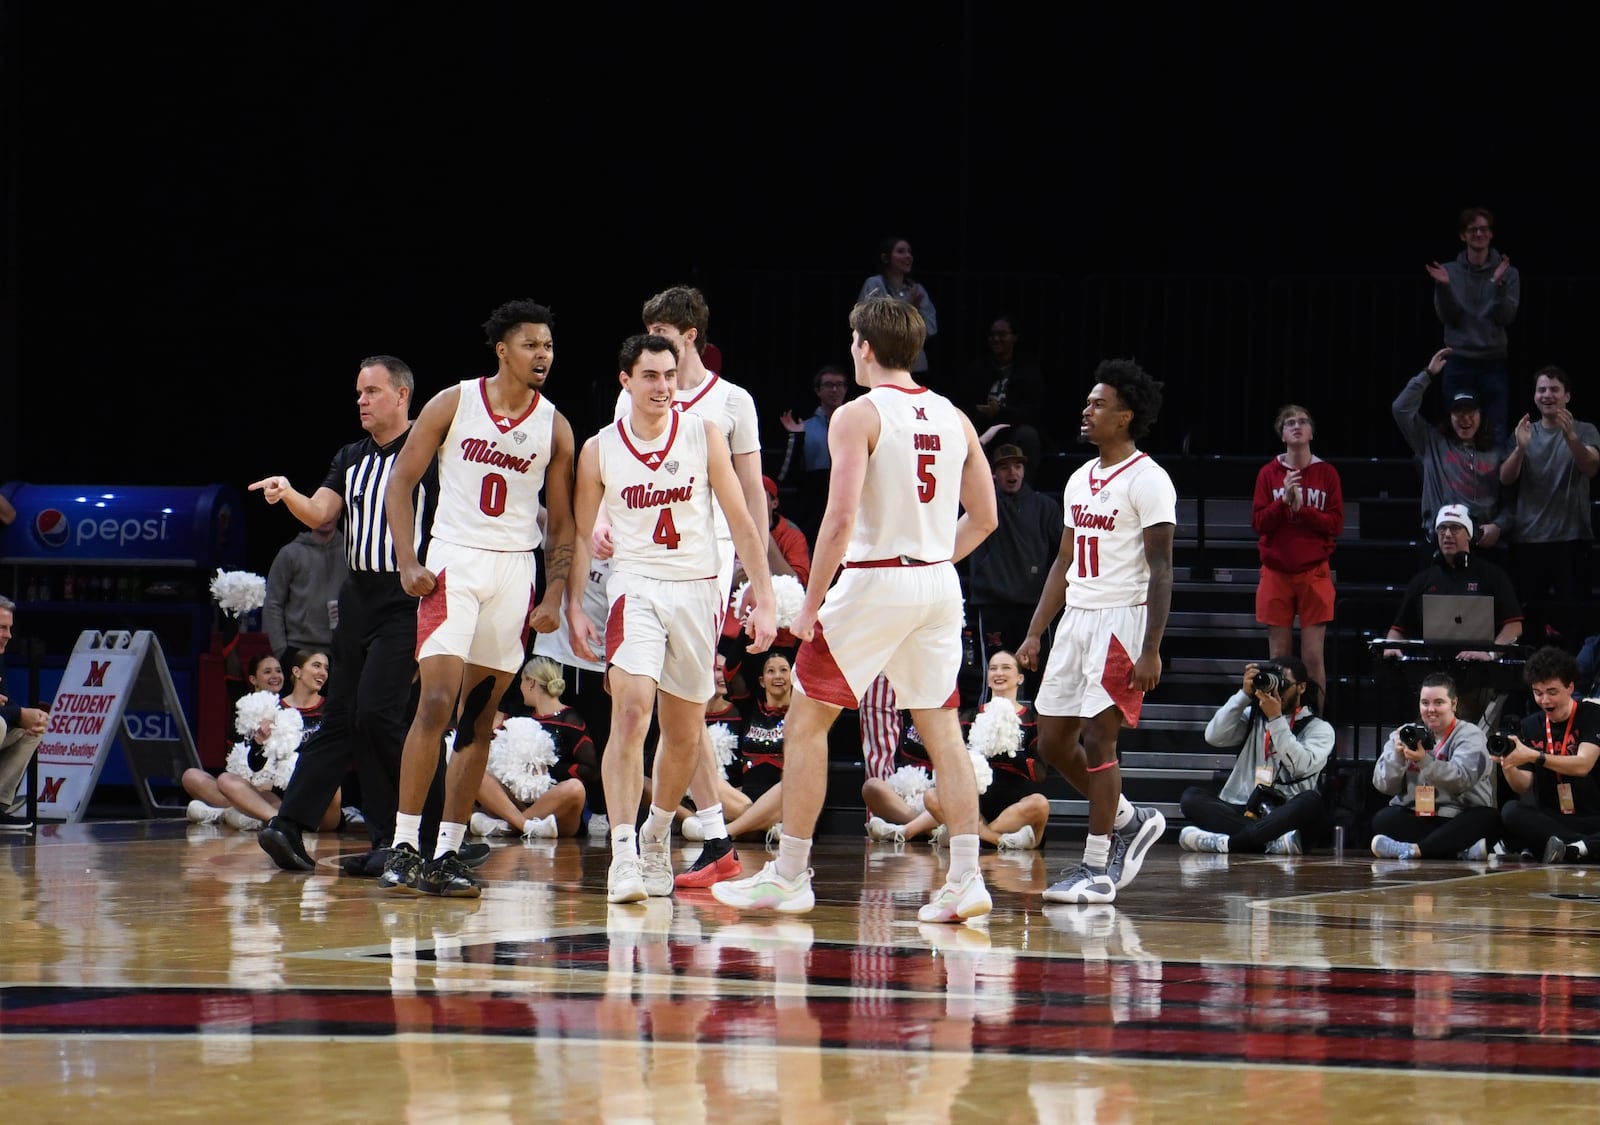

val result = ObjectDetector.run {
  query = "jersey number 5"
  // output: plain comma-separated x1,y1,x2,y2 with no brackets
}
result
479,473,506,518
653,508,681,550
916,454,936,504
1075,534,1100,578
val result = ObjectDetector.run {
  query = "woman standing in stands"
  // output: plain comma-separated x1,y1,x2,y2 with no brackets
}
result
1393,347,1508,561
858,236,938,380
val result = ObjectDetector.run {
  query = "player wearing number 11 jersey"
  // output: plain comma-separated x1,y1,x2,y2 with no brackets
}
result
1017,360,1176,906
380,299,577,898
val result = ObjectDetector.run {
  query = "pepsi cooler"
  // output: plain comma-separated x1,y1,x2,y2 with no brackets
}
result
1,483,247,792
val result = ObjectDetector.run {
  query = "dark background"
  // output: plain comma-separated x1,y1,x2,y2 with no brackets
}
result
4,3,1595,574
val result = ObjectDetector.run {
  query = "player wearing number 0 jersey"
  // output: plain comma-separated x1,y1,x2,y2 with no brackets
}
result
381,299,577,899
714,296,1000,924
1018,361,1175,907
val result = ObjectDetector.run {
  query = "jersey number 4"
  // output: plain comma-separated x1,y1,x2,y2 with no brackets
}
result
653,508,681,550
1075,534,1100,578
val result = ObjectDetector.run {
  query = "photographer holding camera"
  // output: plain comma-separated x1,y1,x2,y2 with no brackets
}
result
1368,673,1498,861
1494,645,1600,861
1179,658,1334,855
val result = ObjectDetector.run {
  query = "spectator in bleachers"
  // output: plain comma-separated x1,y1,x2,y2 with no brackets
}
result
1499,366,1600,623
1251,404,1343,698
1368,672,1498,862
858,236,938,381
0,595,48,831
1427,206,1518,448
966,444,1062,676
964,316,1046,482
1496,646,1600,860
777,364,849,540
1381,504,1523,661
1179,658,1333,856
262,519,347,670
1392,347,1508,560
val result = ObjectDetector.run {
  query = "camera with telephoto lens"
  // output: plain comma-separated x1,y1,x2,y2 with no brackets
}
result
1397,722,1437,752
1249,662,1285,695
1486,731,1514,757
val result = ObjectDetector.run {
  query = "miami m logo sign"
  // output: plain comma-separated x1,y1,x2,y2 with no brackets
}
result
40,776,68,803
84,660,111,687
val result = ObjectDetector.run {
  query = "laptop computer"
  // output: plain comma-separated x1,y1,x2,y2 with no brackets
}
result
1422,594,1496,645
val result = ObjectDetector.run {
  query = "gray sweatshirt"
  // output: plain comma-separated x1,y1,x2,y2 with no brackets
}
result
1392,369,1509,534
1372,719,1494,815
263,529,348,656
1433,248,1519,358
1204,692,1335,804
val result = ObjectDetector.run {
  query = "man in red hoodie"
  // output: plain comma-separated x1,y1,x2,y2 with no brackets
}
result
1252,404,1344,698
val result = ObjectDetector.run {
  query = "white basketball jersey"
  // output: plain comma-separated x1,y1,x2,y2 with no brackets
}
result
1061,451,1177,609
431,379,556,552
597,413,720,580
533,556,610,673
845,385,967,565
614,372,760,541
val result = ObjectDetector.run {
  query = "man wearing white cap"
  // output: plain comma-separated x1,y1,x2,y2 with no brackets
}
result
1383,503,1523,662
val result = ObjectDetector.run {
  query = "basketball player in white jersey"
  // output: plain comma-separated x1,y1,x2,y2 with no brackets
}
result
569,333,776,905
380,299,576,898
714,297,1000,922
597,285,768,887
1017,360,1175,906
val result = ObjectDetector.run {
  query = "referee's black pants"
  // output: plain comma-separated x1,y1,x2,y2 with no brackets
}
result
278,572,444,848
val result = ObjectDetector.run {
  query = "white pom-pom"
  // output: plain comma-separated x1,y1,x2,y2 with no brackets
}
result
488,717,559,803
225,741,274,789
735,573,807,629
967,750,994,795
968,699,1023,759
234,691,282,740
888,764,932,814
708,722,739,778
229,692,304,790
210,569,267,617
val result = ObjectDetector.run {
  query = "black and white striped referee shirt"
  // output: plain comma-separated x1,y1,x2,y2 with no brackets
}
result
320,426,439,573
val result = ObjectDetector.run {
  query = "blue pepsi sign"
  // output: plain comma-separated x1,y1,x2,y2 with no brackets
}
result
0,484,246,568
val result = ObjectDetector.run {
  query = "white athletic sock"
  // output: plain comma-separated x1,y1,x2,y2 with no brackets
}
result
392,813,422,853
611,824,638,858
1084,832,1111,871
643,804,674,843
777,834,812,881
1114,795,1135,831
1577,841,1591,858
434,821,465,859
948,834,980,879
696,802,728,840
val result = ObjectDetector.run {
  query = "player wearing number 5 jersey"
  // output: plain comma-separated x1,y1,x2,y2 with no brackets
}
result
380,299,577,898
1017,361,1175,906
713,297,1000,924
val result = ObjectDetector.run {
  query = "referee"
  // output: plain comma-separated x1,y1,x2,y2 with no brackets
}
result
250,355,447,875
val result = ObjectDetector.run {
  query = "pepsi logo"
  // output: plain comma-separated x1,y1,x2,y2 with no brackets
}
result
33,509,69,549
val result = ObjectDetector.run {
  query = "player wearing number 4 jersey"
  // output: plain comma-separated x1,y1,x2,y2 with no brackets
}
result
380,299,577,898
713,296,999,923
1017,361,1176,906
569,333,776,906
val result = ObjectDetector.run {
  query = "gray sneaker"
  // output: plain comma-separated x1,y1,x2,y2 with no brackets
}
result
1043,862,1116,904
1108,806,1166,888
640,833,675,896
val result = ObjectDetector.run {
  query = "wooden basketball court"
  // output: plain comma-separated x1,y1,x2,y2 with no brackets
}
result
4,821,1598,1119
